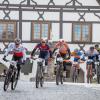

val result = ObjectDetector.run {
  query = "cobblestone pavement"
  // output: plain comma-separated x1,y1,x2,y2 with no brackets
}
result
0,81,100,100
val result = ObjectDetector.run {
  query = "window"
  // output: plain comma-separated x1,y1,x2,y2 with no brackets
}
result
32,22,51,41
0,21,17,41
72,23,92,42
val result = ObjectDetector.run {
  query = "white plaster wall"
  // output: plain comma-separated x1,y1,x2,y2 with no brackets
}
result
23,11,38,20
51,23,59,41
0,0,98,5
63,23,72,41
63,13,79,21
92,24,100,42
0,0,100,82
44,12,59,21
79,0,99,6
22,22,31,41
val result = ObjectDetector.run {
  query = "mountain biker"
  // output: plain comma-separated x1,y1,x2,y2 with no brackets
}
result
3,38,26,79
95,44,100,54
52,39,71,75
71,48,85,74
85,46,99,74
31,38,52,73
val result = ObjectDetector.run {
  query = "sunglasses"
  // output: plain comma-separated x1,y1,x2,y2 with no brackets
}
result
15,43,19,45
42,41,46,43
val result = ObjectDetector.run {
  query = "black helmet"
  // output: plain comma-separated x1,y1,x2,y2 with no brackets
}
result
14,38,21,44
90,46,94,50
95,44,99,48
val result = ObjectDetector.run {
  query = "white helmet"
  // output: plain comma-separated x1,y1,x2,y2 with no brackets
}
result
48,39,53,43
14,38,21,44
41,37,47,42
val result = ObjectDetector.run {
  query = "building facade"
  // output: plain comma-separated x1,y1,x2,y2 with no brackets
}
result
0,0,100,82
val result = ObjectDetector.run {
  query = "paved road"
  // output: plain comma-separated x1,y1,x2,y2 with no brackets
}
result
0,81,100,100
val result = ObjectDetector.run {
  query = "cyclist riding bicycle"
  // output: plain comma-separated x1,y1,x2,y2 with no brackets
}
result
95,44,100,54
71,48,85,74
52,39,71,73
85,46,99,74
3,38,26,79
31,38,52,74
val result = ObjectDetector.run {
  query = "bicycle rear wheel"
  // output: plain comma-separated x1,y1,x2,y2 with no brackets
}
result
3,71,11,91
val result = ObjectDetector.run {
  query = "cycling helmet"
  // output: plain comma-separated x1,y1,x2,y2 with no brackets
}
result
90,46,94,50
95,44,99,48
14,38,21,45
48,39,53,43
41,37,47,43
74,48,79,52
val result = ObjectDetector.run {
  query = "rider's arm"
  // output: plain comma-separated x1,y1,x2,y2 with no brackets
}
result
46,44,53,58
52,48,58,55
4,43,14,57
31,44,40,56
22,47,26,61
67,48,71,57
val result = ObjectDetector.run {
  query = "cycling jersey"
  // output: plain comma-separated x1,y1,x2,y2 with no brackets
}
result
31,43,52,59
71,51,82,62
85,49,99,60
55,42,69,54
31,43,52,66
4,43,26,61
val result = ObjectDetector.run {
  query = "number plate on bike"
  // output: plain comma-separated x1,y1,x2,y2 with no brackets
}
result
37,58,44,62
56,57,63,62
95,62,99,65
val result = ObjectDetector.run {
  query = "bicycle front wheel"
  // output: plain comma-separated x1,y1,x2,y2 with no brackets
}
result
11,70,18,90
56,65,60,85
36,65,40,88
3,71,11,91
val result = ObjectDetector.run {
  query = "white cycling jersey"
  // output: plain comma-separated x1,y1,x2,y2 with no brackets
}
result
4,43,26,61
85,49,99,57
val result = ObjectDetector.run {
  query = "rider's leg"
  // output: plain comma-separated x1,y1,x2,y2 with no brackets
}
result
89,64,93,83
92,62,96,74
63,61,66,71
86,64,89,83
12,56,22,80
77,63,80,75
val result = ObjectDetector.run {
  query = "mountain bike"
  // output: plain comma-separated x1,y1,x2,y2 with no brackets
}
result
56,54,64,85
94,60,100,84
3,60,19,91
32,57,45,88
